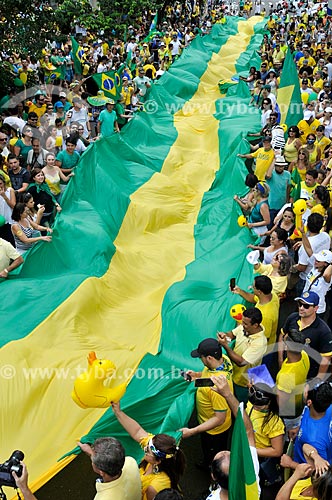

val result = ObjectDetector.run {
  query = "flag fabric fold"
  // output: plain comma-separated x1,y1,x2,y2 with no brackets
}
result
277,48,303,129
229,407,259,500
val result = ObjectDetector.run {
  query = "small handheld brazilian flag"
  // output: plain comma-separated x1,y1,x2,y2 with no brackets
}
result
92,71,122,100
70,36,85,75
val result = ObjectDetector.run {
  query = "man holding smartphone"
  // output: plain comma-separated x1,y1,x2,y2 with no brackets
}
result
180,338,233,468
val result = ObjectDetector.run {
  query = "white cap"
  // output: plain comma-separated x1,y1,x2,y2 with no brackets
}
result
313,249,332,264
303,110,314,120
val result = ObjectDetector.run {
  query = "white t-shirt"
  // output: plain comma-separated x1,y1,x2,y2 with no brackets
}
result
304,261,332,313
298,232,331,280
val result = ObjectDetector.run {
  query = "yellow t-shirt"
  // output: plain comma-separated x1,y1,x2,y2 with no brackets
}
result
232,324,267,387
276,351,310,417
297,118,321,143
255,263,288,297
246,402,284,448
311,203,326,217
290,478,316,500
251,147,275,180
316,135,331,152
196,358,233,435
28,103,47,126
139,434,171,500
94,456,141,500
254,292,280,345
298,56,316,67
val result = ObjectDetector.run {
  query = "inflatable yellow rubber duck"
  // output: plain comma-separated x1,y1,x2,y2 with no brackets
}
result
72,352,127,409
237,215,248,227
293,199,307,230
230,304,246,323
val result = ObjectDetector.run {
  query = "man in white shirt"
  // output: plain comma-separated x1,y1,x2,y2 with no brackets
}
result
133,68,151,96
66,97,90,138
294,213,331,295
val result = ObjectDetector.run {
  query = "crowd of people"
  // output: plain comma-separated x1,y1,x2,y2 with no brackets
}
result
1,1,332,500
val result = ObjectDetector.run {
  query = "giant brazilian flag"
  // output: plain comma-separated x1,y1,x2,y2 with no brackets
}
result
1,16,265,496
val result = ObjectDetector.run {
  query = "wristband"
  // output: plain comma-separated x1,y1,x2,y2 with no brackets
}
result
4,268,8,274
309,449,316,457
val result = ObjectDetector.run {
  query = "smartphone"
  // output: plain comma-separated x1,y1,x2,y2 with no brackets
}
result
230,278,236,291
180,370,192,382
195,378,214,387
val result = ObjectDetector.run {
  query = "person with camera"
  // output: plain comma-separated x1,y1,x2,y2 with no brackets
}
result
12,463,37,500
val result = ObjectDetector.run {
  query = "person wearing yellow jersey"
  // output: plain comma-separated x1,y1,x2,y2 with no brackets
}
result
298,51,316,68
111,402,186,500
276,462,332,500
233,275,280,345
276,329,309,431
267,15,276,30
121,77,134,108
247,384,285,485
315,125,331,154
253,253,292,298
181,338,233,466
298,110,321,144
163,32,172,47
217,307,267,404
238,136,275,180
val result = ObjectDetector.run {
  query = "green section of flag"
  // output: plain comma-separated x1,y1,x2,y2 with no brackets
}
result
229,408,259,500
277,49,303,129
92,70,122,100
70,36,84,75
290,166,301,201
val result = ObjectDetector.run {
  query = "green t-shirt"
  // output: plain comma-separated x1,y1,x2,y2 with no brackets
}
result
56,149,79,170
98,109,117,137
115,103,126,125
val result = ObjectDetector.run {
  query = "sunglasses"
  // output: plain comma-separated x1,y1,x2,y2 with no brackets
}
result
297,301,312,309
248,386,269,401
0,138,6,142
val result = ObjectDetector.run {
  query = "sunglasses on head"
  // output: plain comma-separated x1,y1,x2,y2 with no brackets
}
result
297,301,312,309
249,386,270,401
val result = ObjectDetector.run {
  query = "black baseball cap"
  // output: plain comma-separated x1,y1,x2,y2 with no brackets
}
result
191,338,221,358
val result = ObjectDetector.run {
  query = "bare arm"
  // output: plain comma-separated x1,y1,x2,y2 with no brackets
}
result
180,411,227,438
303,444,330,475
12,464,38,500
232,285,256,303
0,187,16,208
11,224,51,244
276,463,313,500
111,402,148,442
0,254,24,278
257,434,284,458
211,375,255,446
